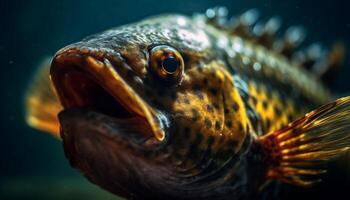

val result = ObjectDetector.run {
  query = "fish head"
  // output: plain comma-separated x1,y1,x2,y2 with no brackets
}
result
51,15,251,198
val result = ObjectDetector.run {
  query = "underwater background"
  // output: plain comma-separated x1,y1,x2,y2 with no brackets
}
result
1,0,350,199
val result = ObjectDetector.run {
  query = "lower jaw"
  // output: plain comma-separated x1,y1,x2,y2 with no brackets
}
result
58,108,168,199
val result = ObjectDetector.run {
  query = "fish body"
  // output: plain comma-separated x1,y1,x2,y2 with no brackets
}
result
25,8,350,200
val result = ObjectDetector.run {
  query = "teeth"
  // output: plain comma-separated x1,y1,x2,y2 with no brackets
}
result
85,56,165,141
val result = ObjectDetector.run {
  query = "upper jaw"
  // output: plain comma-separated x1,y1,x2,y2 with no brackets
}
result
50,46,166,143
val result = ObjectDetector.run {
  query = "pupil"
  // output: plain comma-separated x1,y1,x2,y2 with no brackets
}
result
162,57,179,73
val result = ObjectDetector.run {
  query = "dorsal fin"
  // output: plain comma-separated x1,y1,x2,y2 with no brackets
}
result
253,17,282,48
204,7,260,39
292,43,345,84
292,43,325,70
205,7,228,28
202,7,346,85
228,9,259,39
273,26,306,58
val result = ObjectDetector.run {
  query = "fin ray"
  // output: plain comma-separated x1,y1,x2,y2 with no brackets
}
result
258,97,350,185
25,57,62,138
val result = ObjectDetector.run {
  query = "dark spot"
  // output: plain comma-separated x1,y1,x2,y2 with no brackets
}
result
250,96,258,106
213,103,220,109
287,113,294,122
193,84,202,91
237,122,243,132
183,98,190,104
215,121,221,130
207,104,214,112
217,78,223,84
279,123,285,129
274,106,282,116
192,109,200,122
279,92,288,107
203,78,209,86
225,120,233,128
265,118,271,130
232,102,240,112
195,90,204,100
209,88,218,95
262,100,268,110
205,118,212,128
224,108,230,114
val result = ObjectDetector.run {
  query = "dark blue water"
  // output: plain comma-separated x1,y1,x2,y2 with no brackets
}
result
1,0,350,199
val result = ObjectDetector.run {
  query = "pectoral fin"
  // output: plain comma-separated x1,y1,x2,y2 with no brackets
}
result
258,96,350,186
25,57,62,139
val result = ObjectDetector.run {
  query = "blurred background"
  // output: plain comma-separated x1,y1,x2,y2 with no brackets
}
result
1,0,350,199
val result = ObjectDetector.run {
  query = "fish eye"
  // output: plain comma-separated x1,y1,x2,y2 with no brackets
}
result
162,56,179,74
149,45,184,85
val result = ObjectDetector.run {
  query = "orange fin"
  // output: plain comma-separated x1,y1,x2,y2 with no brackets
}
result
258,96,350,186
25,57,62,139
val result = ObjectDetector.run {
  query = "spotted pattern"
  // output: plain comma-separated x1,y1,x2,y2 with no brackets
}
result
216,33,330,135
169,61,251,156
247,81,307,133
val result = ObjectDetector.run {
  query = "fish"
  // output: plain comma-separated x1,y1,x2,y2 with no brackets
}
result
25,7,350,199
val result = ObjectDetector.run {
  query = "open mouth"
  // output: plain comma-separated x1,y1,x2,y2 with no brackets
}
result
50,48,165,141
52,63,135,119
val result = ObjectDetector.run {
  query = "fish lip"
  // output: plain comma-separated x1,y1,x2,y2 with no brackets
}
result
50,47,166,142
58,108,161,149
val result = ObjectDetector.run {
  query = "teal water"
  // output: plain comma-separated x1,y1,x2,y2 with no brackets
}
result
1,0,350,199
